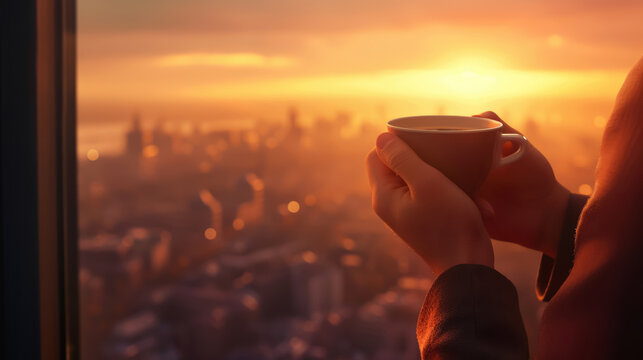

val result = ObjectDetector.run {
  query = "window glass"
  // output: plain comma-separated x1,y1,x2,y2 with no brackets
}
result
78,1,638,359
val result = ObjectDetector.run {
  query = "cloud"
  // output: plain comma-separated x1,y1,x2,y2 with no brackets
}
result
156,53,297,68
79,0,642,35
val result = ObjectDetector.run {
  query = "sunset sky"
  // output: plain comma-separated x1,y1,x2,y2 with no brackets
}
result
78,0,642,131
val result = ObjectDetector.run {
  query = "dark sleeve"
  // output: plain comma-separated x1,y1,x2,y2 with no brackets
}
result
417,264,529,360
535,193,589,301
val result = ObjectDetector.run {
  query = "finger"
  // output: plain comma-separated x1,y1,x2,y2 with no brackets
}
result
473,111,522,155
473,111,521,135
375,132,434,191
366,149,404,219
366,148,404,191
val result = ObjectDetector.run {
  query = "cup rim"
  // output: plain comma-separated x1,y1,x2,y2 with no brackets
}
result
387,115,503,134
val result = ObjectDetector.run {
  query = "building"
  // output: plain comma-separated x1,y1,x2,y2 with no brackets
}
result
125,114,144,158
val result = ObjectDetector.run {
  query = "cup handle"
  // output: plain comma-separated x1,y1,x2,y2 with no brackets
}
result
496,133,527,168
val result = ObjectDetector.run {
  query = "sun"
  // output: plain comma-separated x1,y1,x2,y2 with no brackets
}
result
435,57,503,97
437,69,498,97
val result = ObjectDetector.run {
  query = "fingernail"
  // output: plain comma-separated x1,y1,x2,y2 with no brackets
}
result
376,133,395,149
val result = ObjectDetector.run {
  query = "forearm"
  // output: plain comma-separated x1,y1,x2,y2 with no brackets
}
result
417,264,529,360
536,193,589,301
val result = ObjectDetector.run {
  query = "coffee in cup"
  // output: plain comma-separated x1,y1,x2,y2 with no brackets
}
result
387,115,526,195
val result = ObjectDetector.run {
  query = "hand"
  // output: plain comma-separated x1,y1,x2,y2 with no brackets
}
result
366,132,493,275
473,111,570,258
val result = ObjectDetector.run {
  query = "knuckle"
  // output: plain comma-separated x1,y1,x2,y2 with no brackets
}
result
366,149,378,166
372,197,385,217
481,111,500,120
371,191,390,219
388,149,414,171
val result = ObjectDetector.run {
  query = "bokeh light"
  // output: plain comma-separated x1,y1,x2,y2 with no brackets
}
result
232,218,245,230
287,200,300,214
578,184,593,195
143,145,159,158
301,251,317,264
86,148,100,161
204,227,217,240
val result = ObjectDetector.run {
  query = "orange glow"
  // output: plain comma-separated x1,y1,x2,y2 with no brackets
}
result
241,294,259,311
76,3,643,357
204,227,217,240
246,173,265,191
157,53,296,68
594,116,607,128
287,201,300,214
301,251,317,264
142,145,159,158
398,277,432,290
232,218,245,231
328,312,341,325
179,66,624,103
547,34,565,48
199,161,212,173
578,184,593,195
341,237,356,250
234,272,254,288
265,137,279,149
341,254,362,267
304,194,317,206
86,149,99,161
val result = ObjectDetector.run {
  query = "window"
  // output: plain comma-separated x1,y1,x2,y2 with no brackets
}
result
3,1,637,359
75,2,638,359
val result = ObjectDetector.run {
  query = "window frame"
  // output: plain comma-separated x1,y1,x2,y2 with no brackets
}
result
1,0,78,359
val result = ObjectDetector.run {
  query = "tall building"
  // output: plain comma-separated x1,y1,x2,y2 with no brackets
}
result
125,113,144,158
291,260,343,318
152,119,173,156
286,107,303,144
104,310,180,360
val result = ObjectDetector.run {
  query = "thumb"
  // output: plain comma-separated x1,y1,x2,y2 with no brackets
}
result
375,132,432,189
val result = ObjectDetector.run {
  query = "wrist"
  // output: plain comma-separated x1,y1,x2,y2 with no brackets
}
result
537,183,571,258
429,225,494,276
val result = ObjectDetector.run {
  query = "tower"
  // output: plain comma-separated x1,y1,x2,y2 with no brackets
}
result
152,119,172,156
125,113,143,158
286,107,303,144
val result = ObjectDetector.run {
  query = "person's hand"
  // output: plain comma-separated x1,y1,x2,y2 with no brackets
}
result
366,132,493,275
473,111,570,258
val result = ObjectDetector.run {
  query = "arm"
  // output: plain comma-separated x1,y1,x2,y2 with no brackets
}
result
418,265,529,360
537,57,643,359
535,193,588,301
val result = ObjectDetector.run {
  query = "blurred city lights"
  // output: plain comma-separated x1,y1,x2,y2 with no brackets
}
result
341,237,356,250
304,194,317,206
578,184,593,195
241,294,259,311
327,312,341,326
232,218,245,230
340,254,363,267
287,200,300,213
204,227,217,240
87,148,100,161
594,116,607,128
199,161,212,173
301,251,317,264
143,145,159,158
